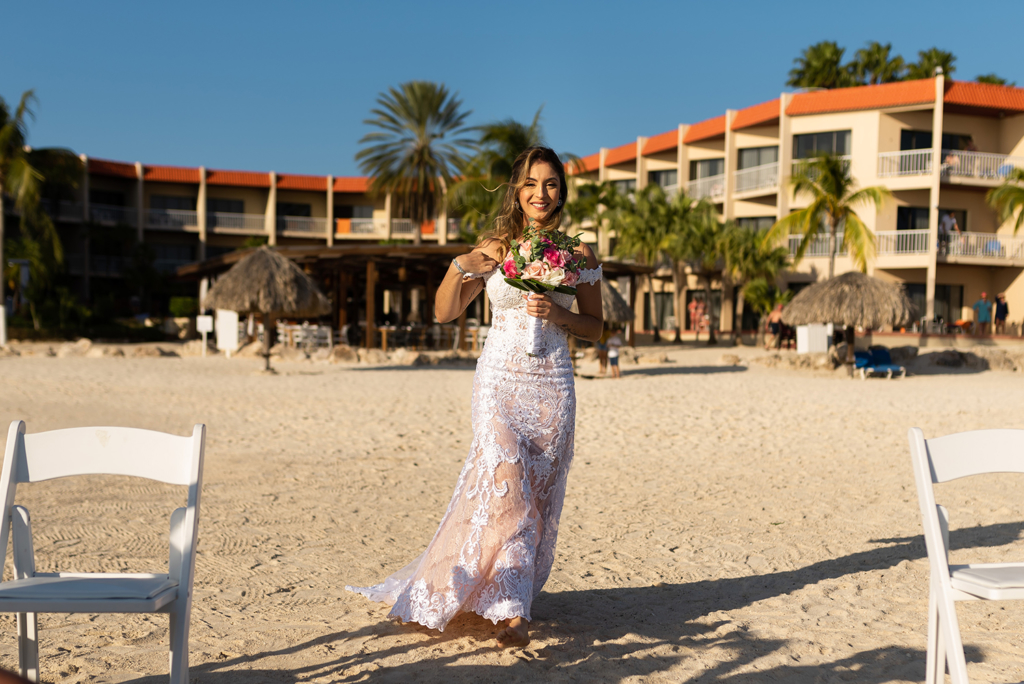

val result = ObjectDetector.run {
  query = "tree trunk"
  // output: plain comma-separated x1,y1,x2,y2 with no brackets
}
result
648,274,660,343
735,285,746,345
827,220,836,279
671,265,683,343
704,276,716,345
263,313,276,371
845,325,855,376
0,184,5,341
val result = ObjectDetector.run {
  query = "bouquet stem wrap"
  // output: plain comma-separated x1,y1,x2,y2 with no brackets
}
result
527,299,544,356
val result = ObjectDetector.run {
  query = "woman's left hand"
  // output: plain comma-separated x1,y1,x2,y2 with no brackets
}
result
524,293,564,323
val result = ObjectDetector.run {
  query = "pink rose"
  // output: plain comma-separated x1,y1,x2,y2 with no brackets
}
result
563,271,579,287
543,247,565,268
503,255,520,278
522,261,549,280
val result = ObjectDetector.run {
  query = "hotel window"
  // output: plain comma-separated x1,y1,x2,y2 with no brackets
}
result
904,283,963,324
896,207,966,231
689,159,724,179
737,147,778,170
900,130,973,151
277,202,311,217
150,195,196,211
793,131,851,159
648,170,678,188
89,190,125,206
207,198,244,214
736,216,775,231
335,205,374,219
611,179,636,196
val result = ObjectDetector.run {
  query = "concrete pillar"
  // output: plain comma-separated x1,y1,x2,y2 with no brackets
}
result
384,192,393,240
266,172,277,246
197,167,207,261
437,190,448,246
199,277,209,311
926,73,945,320
326,175,334,247
597,148,608,182
678,124,690,190
80,154,91,301
635,137,648,190
365,260,376,348
135,162,144,243
777,94,794,224
723,110,737,220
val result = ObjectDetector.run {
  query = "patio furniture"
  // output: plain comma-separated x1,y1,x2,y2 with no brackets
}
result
855,348,906,379
908,427,1024,684
0,421,206,683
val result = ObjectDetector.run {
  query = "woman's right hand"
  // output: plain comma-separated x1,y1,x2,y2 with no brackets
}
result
454,250,498,277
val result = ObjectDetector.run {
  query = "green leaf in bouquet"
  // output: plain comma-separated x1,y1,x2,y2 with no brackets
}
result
504,278,529,291
553,285,578,295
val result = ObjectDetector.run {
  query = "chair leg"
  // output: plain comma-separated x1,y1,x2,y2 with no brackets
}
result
168,610,190,684
17,612,39,683
926,585,938,684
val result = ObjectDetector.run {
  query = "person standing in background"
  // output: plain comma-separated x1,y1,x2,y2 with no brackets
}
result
973,291,992,336
994,292,1009,335
938,211,959,255
606,328,623,379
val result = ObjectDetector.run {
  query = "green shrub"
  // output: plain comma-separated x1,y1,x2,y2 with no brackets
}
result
168,296,198,317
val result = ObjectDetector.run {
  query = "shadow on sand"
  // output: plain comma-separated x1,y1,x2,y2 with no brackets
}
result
117,522,1019,683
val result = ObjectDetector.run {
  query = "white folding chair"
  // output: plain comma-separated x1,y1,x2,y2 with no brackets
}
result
908,427,1024,684
0,421,205,683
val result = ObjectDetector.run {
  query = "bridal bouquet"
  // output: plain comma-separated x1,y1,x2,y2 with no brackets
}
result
502,228,586,355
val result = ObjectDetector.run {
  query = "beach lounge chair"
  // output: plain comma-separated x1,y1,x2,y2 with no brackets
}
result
0,421,205,684
908,427,1024,684
856,348,906,379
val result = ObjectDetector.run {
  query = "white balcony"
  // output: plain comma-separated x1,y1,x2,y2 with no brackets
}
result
876,230,929,255
687,174,725,202
277,216,328,234
391,218,415,235
941,149,1024,182
734,162,779,194
877,150,933,177
209,212,266,234
89,204,137,227
791,155,852,179
146,208,198,231
788,233,847,258
945,232,1024,261
660,183,680,199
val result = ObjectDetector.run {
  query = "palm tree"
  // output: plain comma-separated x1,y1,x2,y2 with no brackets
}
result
722,223,790,337
766,153,890,279
563,180,617,257
787,41,858,90
743,278,794,347
851,41,905,85
986,168,1024,234
977,73,1015,86
667,200,729,344
906,48,956,80
610,184,672,342
356,81,474,244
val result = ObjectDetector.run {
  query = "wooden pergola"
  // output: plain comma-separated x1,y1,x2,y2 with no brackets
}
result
177,244,651,348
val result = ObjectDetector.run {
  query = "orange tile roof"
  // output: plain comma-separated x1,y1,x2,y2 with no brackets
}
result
207,169,271,188
89,158,137,179
944,80,1024,113
683,115,727,143
333,176,370,193
144,164,200,183
731,98,780,130
277,174,328,192
604,141,637,167
642,129,678,155
787,78,936,116
567,153,600,174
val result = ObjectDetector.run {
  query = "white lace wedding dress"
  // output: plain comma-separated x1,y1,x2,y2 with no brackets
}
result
346,264,603,631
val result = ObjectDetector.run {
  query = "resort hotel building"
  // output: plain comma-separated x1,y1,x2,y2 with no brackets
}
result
7,73,1024,345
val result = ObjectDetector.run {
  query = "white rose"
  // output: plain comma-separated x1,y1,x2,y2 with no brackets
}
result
537,267,566,287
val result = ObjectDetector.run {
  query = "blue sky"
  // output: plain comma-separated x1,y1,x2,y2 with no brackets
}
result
3,1,1021,177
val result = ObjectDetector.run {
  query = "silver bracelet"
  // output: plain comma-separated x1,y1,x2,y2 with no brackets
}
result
452,258,469,277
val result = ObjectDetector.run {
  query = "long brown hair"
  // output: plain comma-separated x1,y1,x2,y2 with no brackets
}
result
480,146,567,258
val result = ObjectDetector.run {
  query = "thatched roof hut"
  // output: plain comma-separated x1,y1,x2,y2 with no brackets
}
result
204,246,331,370
601,279,633,324
782,271,915,329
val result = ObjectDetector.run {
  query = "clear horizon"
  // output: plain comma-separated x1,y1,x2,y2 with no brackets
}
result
3,0,1022,177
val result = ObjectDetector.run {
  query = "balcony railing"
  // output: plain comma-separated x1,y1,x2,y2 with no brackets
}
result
791,155,852,179
89,204,137,227
209,212,266,233
788,232,847,258
875,230,929,255
687,174,725,202
660,183,680,199
941,149,1024,181
447,218,460,238
946,232,1024,260
277,216,328,234
348,218,384,235
391,218,415,235
734,162,779,194
877,150,933,177
146,208,198,231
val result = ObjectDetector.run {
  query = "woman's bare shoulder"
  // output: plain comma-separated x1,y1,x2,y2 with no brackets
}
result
475,238,505,260
576,242,600,269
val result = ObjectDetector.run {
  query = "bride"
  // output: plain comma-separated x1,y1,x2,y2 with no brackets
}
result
347,146,603,647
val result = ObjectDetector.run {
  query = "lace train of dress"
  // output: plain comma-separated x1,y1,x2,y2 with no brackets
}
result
346,265,602,631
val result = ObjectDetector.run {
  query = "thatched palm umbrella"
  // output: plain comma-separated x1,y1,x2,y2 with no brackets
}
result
782,271,915,366
601,279,633,325
203,246,331,371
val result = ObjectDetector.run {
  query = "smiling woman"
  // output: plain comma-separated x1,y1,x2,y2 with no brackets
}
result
347,146,603,648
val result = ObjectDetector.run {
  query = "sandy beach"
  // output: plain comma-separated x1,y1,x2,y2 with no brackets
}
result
0,344,1021,683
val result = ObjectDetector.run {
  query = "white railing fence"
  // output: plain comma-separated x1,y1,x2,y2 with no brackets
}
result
791,155,852,179
277,216,327,234
734,162,779,194
349,218,383,234
89,204,137,226
875,230,929,255
941,149,1024,180
146,208,198,230
788,232,847,258
391,218,415,235
209,212,266,232
877,150,933,177
947,232,1024,260
687,174,725,201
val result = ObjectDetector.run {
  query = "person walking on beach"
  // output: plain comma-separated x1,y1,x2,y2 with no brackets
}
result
596,328,610,375
995,292,1009,335
606,328,623,379
973,291,992,335
347,147,604,647
766,303,783,350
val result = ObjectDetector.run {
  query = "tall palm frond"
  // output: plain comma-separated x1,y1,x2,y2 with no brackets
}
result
787,41,858,89
906,48,956,80
851,41,905,85
987,168,1024,234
